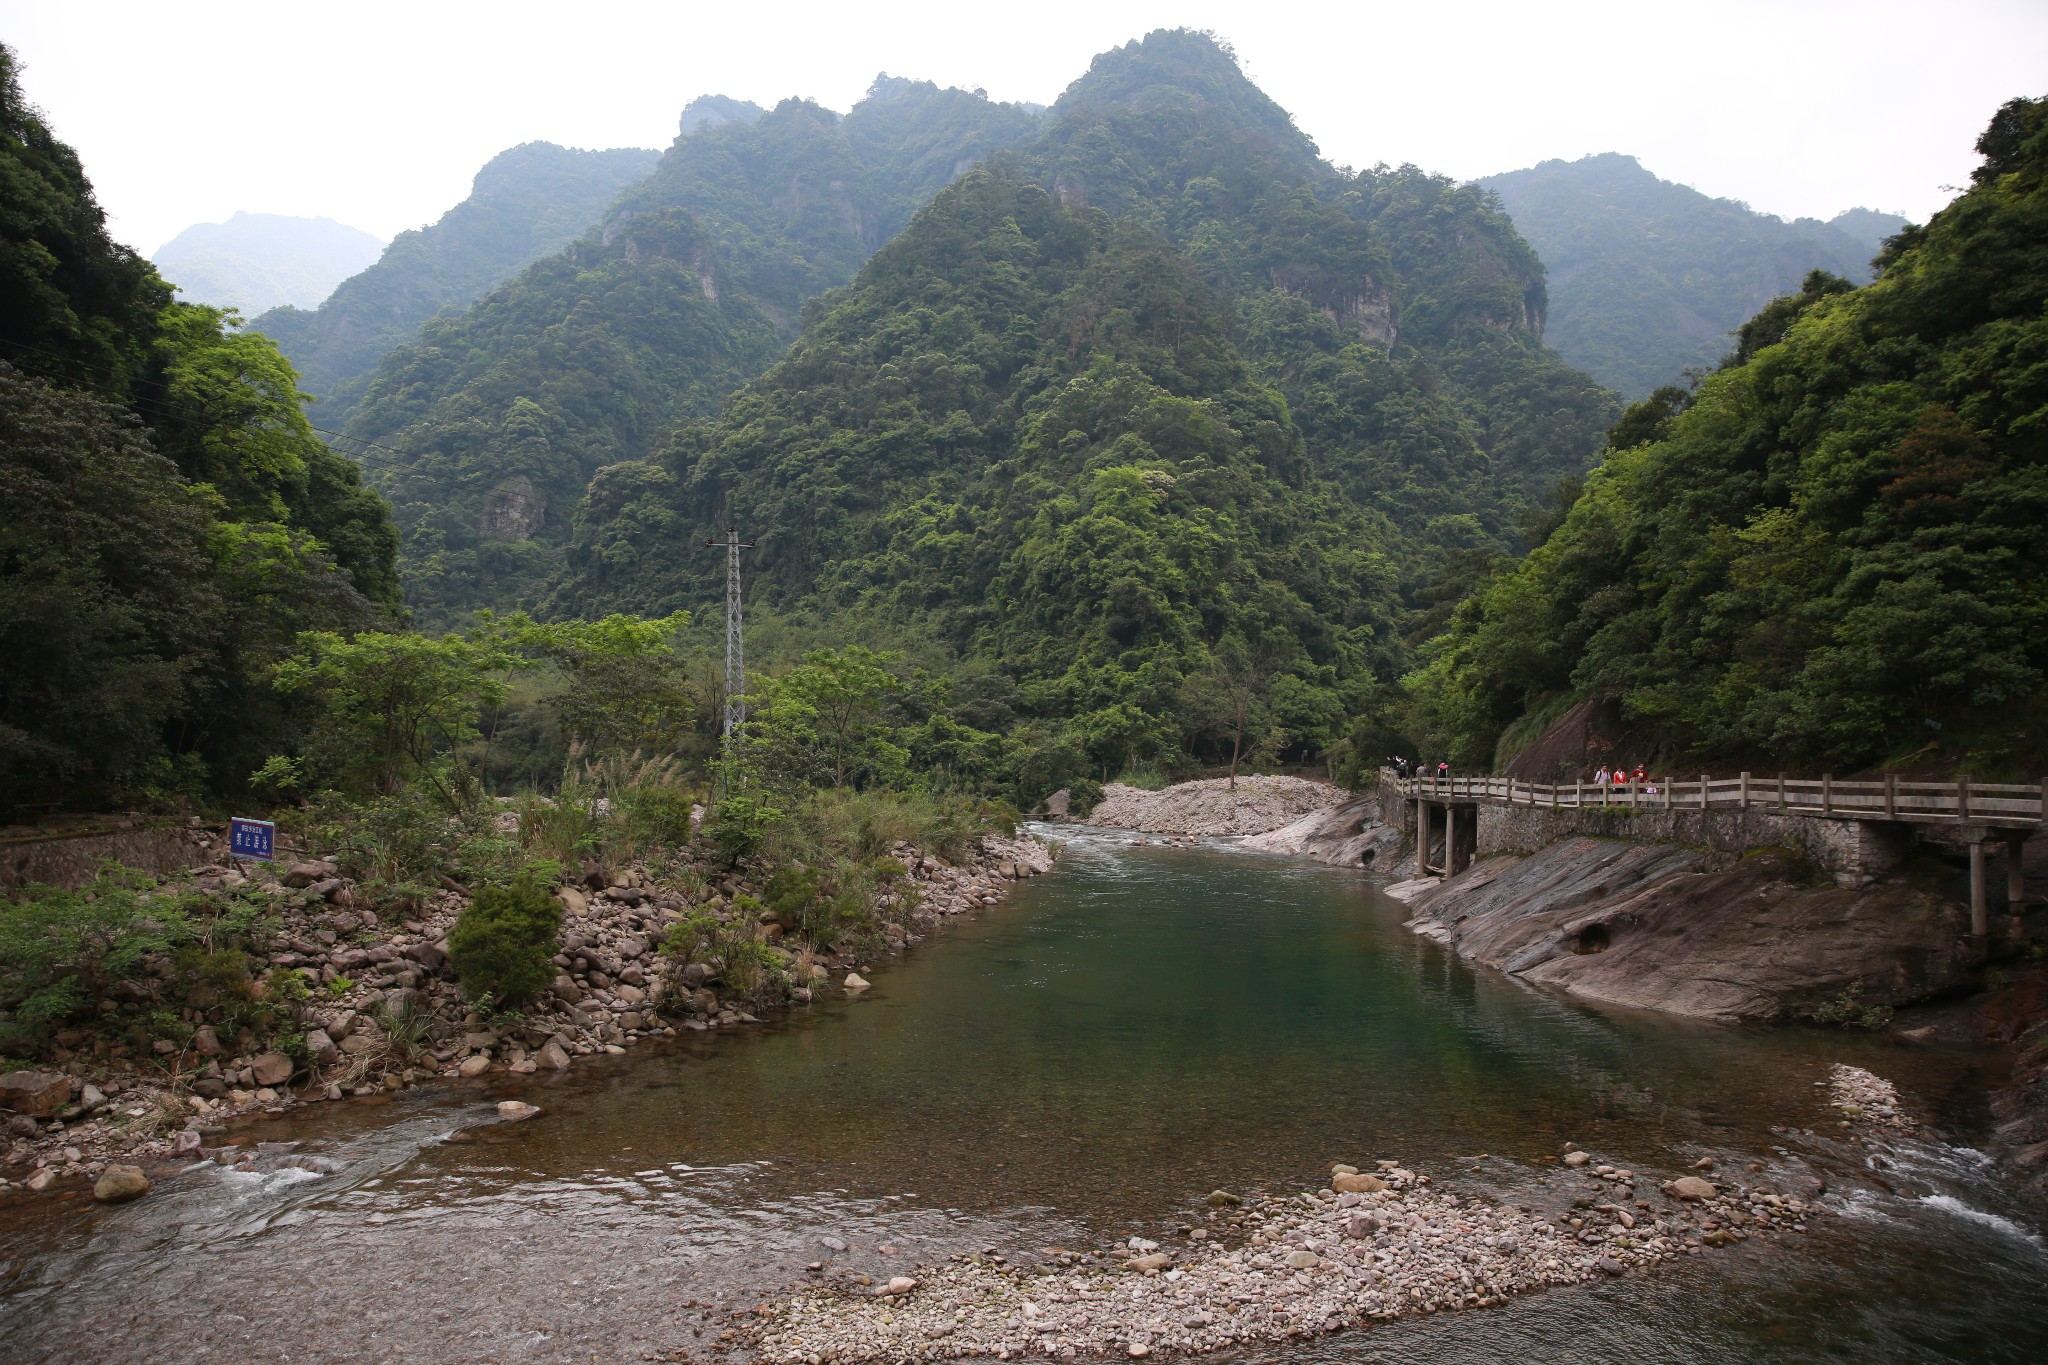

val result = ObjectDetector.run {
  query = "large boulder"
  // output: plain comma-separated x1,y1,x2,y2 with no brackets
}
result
93,1164,151,1202
0,1071,71,1118
249,1052,294,1087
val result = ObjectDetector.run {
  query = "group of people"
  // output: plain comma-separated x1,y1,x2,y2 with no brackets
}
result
1389,757,1451,780
1593,763,1655,795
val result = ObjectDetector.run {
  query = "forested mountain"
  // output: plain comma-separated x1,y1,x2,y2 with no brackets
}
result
342,79,1045,626
0,43,399,815
556,33,1615,625
545,31,1617,767
1413,98,2048,776
249,141,659,428
554,169,1403,768
1480,153,1910,399
152,211,384,315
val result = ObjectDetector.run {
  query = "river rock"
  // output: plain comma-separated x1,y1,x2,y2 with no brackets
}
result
250,1052,294,1087
880,1276,917,1296
1205,1189,1242,1206
1664,1176,1716,1201
26,1167,56,1191
1284,1249,1321,1269
538,1039,572,1070
1562,1151,1591,1167
1332,1172,1387,1194
1131,1253,1172,1271
283,860,331,889
191,1025,222,1056
0,1071,70,1118
93,1164,151,1202
458,1054,493,1078
844,972,871,991
305,1029,339,1065
1343,1212,1381,1238
496,1101,540,1121
558,887,588,916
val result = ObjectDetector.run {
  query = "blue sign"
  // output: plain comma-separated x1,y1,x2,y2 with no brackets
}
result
228,816,275,861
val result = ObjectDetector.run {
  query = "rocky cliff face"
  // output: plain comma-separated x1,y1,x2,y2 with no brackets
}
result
1402,838,1975,1022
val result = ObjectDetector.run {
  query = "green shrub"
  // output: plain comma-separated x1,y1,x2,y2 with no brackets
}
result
0,868,196,1049
446,876,562,1007
706,793,783,864
1809,980,1894,1030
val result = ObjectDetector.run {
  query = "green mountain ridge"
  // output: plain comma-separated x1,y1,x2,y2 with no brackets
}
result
1417,103,2048,775
1479,152,1910,400
555,31,1616,627
341,79,1047,626
250,141,660,429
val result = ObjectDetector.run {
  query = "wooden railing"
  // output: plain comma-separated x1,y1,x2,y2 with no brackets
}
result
1386,770,2047,828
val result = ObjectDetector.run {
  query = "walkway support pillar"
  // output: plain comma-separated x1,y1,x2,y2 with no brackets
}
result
1970,838,1989,936
1415,799,1429,879
2010,837,2029,911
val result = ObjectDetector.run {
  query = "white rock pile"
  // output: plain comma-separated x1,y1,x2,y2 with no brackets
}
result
1826,1063,1917,1132
747,1158,1815,1362
1086,778,1345,837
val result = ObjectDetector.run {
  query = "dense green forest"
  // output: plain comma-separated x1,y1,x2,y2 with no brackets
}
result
1481,153,1909,400
556,168,1404,778
339,80,1045,627
0,43,400,816
1413,98,2048,776
249,141,659,429
553,32,1616,720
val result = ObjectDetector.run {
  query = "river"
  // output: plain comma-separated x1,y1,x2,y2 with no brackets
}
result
2,825,2044,1363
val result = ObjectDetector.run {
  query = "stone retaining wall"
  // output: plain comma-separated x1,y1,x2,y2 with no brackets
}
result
1,825,209,891
1471,801,1913,888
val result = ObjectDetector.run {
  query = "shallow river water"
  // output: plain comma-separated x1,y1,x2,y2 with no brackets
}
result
3,826,2046,1363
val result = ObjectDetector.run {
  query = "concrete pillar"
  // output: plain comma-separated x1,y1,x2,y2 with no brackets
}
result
1447,808,1466,876
1415,798,1429,878
2010,837,2029,909
1970,840,1989,936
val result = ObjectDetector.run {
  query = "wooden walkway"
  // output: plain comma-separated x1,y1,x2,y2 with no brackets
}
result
1388,771,2046,829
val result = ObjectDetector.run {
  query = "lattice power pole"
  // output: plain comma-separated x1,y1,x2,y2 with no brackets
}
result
706,528,754,748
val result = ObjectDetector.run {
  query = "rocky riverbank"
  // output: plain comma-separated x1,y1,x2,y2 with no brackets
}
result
746,1144,1828,1362
1398,837,1977,1023
0,829,1052,1199
1086,777,1346,838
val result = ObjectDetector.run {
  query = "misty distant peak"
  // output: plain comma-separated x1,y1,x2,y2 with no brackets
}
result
152,213,385,315
679,94,766,137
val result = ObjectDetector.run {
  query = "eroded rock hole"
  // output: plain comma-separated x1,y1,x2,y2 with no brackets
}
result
1573,923,1611,954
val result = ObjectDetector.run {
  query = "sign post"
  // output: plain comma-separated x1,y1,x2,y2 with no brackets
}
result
228,816,275,863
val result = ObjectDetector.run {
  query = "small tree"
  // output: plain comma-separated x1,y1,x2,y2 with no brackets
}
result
446,876,561,1007
273,629,515,801
501,611,695,759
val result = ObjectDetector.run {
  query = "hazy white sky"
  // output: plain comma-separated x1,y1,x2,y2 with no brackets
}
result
3,0,2042,256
